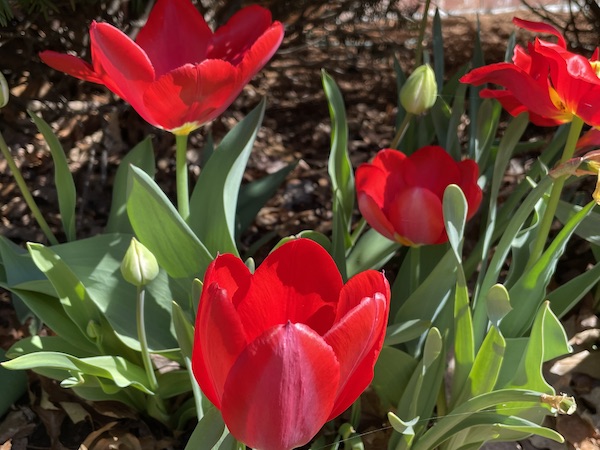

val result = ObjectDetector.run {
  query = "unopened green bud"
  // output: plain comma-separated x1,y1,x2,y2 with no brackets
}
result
400,64,437,115
121,238,159,287
0,71,8,108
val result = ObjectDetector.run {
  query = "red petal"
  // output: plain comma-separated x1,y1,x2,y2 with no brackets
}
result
136,0,212,76
371,148,408,177
366,149,410,213
512,17,566,48
192,282,248,409
402,146,461,198
238,22,285,84
237,239,342,340
460,63,564,122
221,322,339,450
324,276,389,419
39,51,104,84
357,191,397,242
203,253,252,308
458,160,483,220
209,5,277,66
143,60,240,131
89,22,155,121
480,89,564,126
388,187,445,245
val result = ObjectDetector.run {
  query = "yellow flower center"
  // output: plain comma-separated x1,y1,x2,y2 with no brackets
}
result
172,122,201,136
591,60,600,78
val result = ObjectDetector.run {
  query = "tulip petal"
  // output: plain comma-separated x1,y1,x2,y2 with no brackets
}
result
209,5,275,66
458,160,483,220
89,22,154,121
143,61,240,131
203,253,252,308
136,0,212,76
388,187,445,246
237,239,342,340
324,286,388,419
238,22,285,84
401,146,461,198
39,51,104,84
357,191,397,242
513,17,566,48
222,322,339,450
479,89,564,126
192,282,248,408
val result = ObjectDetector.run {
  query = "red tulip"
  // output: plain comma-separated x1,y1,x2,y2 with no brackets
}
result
192,238,390,450
460,17,600,127
40,0,284,135
356,146,482,246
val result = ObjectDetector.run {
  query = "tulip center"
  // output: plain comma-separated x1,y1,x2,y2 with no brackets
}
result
591,60,600,78
172,121,202,136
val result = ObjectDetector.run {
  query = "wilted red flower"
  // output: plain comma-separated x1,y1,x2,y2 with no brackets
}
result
460,18,600,127
356,146,482,246
40,0,284,135
192,238,390,450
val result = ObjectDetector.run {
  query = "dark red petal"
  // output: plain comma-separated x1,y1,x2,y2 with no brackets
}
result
357,191,397,242
460,63,565,122
458,160,483,220
370,148,408,177
479,89,565,126
237,239,342,340
143,60,240,131
335,270,390,322
363,149,410,213
238,22,285,84
136,0,212,76
356,163,386,208
203,253,252,308
222,322,340,450
512,45,531,71
89,22,155,122
39,51,104,84
512,17,566,48
324,277,389,419
388,187,445,246
402,146,461,198
192,283,248,409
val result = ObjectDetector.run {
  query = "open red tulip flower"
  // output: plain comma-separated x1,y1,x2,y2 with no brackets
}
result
192,238,390,450
460,17,600,127
40,0,284,135
356,146,482,247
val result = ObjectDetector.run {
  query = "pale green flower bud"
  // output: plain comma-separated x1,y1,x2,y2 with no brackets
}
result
0,71,9,108
121,238,159,287
400,64,437,115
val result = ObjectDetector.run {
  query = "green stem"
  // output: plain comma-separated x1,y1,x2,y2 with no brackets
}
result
136,287,158,392
391,112,414,149
526,116,584,270
175,133,190,220
0,131,59,245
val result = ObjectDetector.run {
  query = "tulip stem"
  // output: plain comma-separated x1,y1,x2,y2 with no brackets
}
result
136,286,158,392
175,133,190,220
0,131,59,246
390,113,414,150
526,116,584,270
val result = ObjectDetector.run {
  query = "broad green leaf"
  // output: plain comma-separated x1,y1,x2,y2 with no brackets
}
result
2,352,152,394
28,110,77,241
432,8,444,90
127,165,213,279
184,407,227,450
473,99,502,169
156,370,192,398
6,334,95,359
172,300,195,360
556,200,600,244
0,348,27,417
451,270,474,404
430,97,451,149
347,229,399,277
504,200,595,337
27,243,102,343
443,184,467,261
236,162,297,235
547,260,600,318
105,137,155,234
384,320,431,346
189,99,266,255
423,327,442,369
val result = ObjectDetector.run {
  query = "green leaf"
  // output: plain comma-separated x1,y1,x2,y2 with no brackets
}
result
0,348,27,417
127,165,213,279
446,83,467,159
105,137,155,234
237,162,297,235
547,260,600,318
373,347,418,409
189,99,266,255
473,99,502,169
451,269,475,404
184,407,227,450
385,320,432,346
156,370,192,399
27,243,102,343
346,229,399,277
28,110,77,241
443,184,467,260
486,284,512,328
6,334,95,359
432,8,444,90
504,200,595,337
556,200,600,244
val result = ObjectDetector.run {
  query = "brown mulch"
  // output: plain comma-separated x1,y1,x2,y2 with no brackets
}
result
0,3,599,449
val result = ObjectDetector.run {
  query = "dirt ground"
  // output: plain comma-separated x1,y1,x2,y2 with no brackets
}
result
0,2,599,449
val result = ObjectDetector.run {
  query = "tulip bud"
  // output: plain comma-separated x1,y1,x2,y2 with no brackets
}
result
121,238,159,287
0,71,9,108
400,64,437,115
